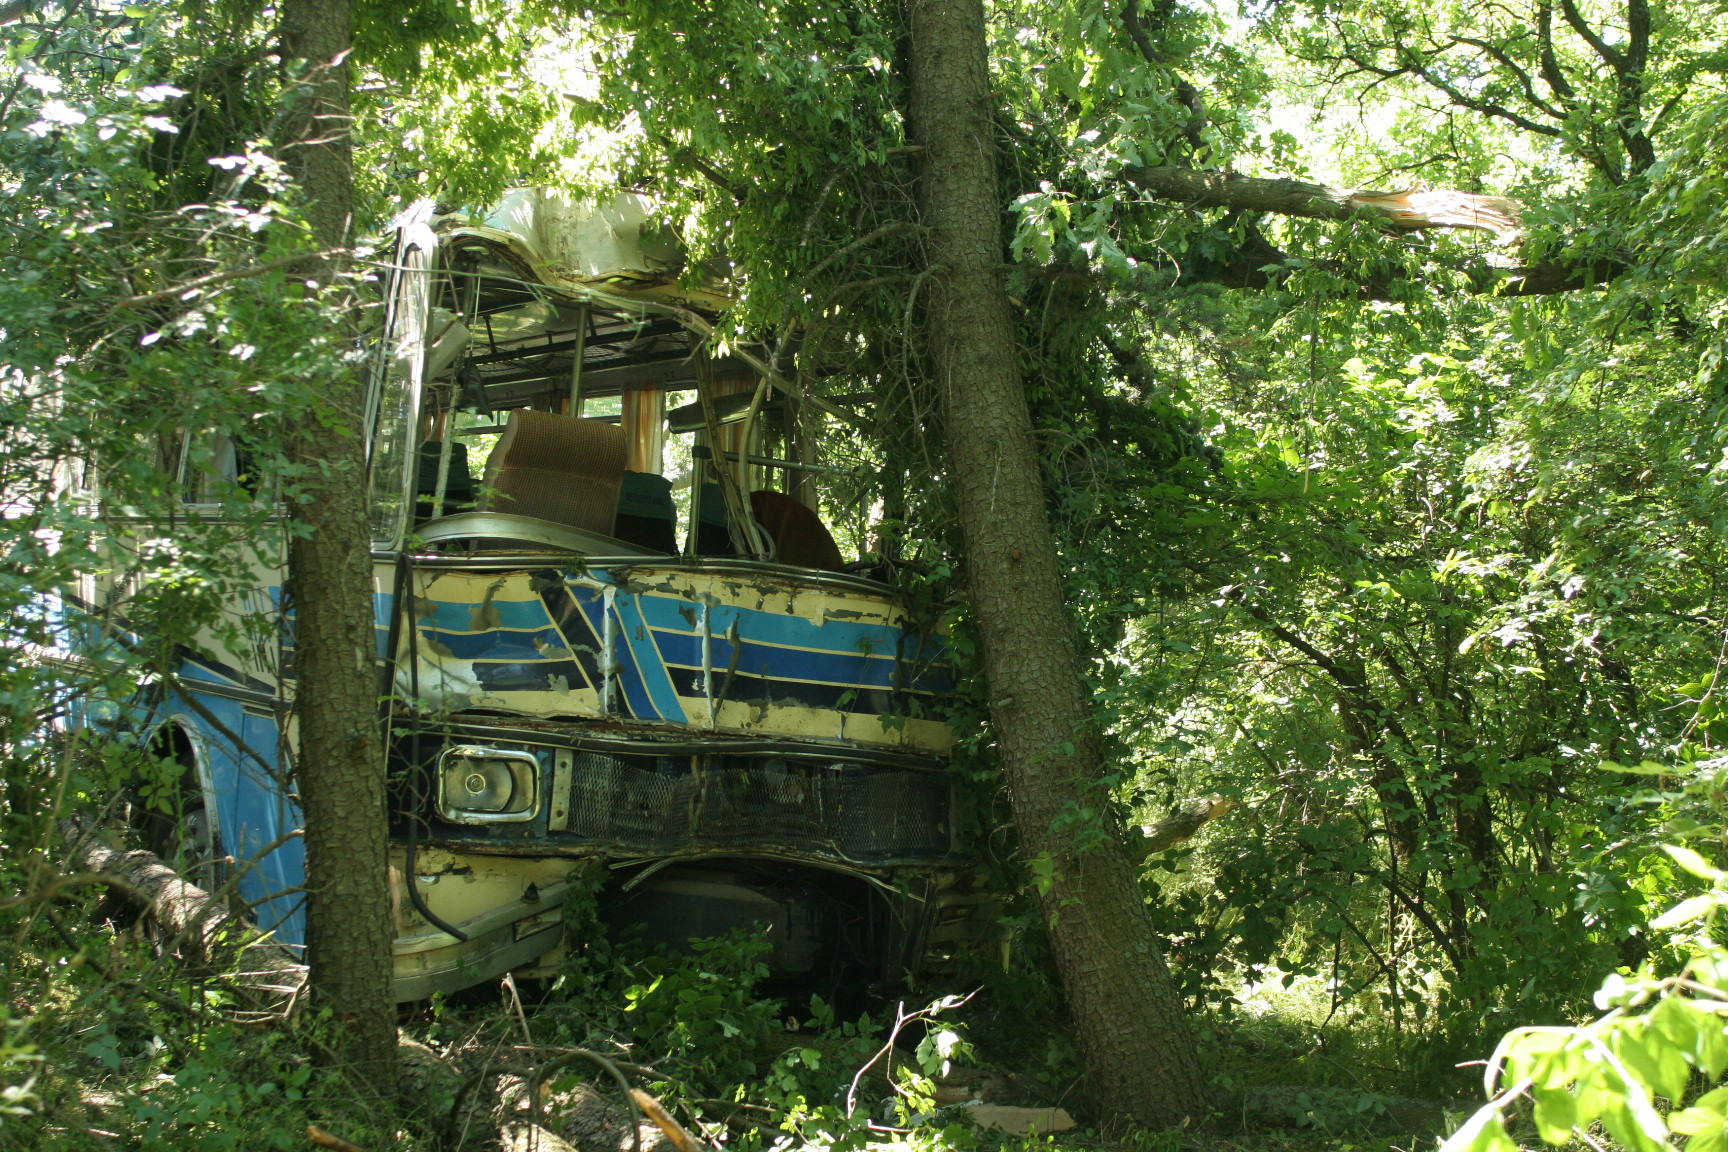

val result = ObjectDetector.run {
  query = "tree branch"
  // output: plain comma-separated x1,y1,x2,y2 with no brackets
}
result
1134,796,1234,863
1617,0,1655,173
1392,45,1564,139
1558,0,1625,73
1536,1,1578,102
1120,0,1208,156
1121,164,1523,236
114,251,345,309
1200,227,1624,300
59,811,306,1005
1447,34,1567,121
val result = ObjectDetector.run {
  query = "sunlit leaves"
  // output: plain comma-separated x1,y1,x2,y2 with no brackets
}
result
1445,873,1728,1152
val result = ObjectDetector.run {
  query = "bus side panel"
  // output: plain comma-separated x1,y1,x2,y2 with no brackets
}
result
175,686,307,951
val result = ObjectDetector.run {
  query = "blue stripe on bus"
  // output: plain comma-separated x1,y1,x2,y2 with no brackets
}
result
420,627,570,662
416,597,557,633
612,594,687,722
633,595,942,664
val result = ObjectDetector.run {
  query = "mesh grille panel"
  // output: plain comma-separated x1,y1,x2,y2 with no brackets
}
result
563,751,954,864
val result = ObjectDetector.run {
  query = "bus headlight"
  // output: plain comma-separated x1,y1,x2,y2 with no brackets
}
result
437,747,539,823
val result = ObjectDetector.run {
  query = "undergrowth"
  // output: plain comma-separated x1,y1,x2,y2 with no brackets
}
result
0,873,1497,1152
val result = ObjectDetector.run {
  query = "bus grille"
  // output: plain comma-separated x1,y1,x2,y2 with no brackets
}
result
562,751,954,864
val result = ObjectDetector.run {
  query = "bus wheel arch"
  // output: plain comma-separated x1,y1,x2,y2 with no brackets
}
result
139,717,225,889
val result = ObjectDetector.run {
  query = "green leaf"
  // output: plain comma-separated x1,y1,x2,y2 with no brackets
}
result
1439,1105,1520,1152
1532,1085,1578,1144
1664,844,1726,881
1598,1092,1669,1152
1612,1021,1692,1102
1650,997,1728,1078
1600,760,1673,776
1501,1027,1581,1086
1668,1105,1728,1137
1653,894,1720,930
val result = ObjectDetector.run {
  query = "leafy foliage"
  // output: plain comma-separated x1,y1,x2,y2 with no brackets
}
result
1444,804,1728,1152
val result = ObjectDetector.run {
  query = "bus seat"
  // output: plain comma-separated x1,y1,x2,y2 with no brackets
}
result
477,409,627,535
614,471,678,554
749,489,845,571
695,482,736,557
415,441,476,520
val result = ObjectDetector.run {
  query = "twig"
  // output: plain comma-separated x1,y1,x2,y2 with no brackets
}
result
529,1048,645,1152
799,221,923,286
115,251,346,309
848,1000,912,1117
502,972,534,1046
307,1125,369,1152
844,991,979,1117
631,1089,706,1152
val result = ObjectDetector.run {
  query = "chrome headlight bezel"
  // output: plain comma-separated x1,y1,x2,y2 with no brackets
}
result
436,745,540,824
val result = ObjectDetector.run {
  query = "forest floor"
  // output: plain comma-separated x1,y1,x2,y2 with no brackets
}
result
9,925,1493,1152
355,968,1483,1152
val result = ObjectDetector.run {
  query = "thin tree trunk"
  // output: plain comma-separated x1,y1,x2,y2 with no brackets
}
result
280,0,397,1094
905,0,1208,1125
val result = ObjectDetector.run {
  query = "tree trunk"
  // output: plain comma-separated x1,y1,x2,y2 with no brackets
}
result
280,0,397,1094
905,0,1208,1126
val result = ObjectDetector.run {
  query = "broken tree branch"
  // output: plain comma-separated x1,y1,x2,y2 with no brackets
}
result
307,1126,371,1152
1122,165,1523,238
630,1090,706,1152
1134,796,1234,863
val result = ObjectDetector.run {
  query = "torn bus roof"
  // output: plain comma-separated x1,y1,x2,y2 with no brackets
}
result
429,188,735,316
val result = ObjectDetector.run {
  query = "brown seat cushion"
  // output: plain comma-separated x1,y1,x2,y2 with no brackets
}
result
749,489,845,571
478,410,627,535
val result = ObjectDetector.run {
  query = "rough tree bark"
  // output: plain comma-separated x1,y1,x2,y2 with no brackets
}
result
279,0,397,1093
906,0,1209,1126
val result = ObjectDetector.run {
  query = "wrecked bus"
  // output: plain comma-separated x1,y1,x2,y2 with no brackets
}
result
104,190,983,1001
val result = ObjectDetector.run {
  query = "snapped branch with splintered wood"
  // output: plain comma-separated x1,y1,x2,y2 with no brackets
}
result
1123,166,1523,239
1134,796,1234,864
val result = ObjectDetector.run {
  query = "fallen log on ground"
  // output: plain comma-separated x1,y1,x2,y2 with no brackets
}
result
497,1078,674,1152
59,811,306,1009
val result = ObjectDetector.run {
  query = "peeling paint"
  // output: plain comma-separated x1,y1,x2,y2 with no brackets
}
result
468,576,508,631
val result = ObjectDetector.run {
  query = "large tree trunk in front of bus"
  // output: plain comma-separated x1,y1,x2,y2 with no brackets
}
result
280,0,398,1095
906,0,1208,1126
